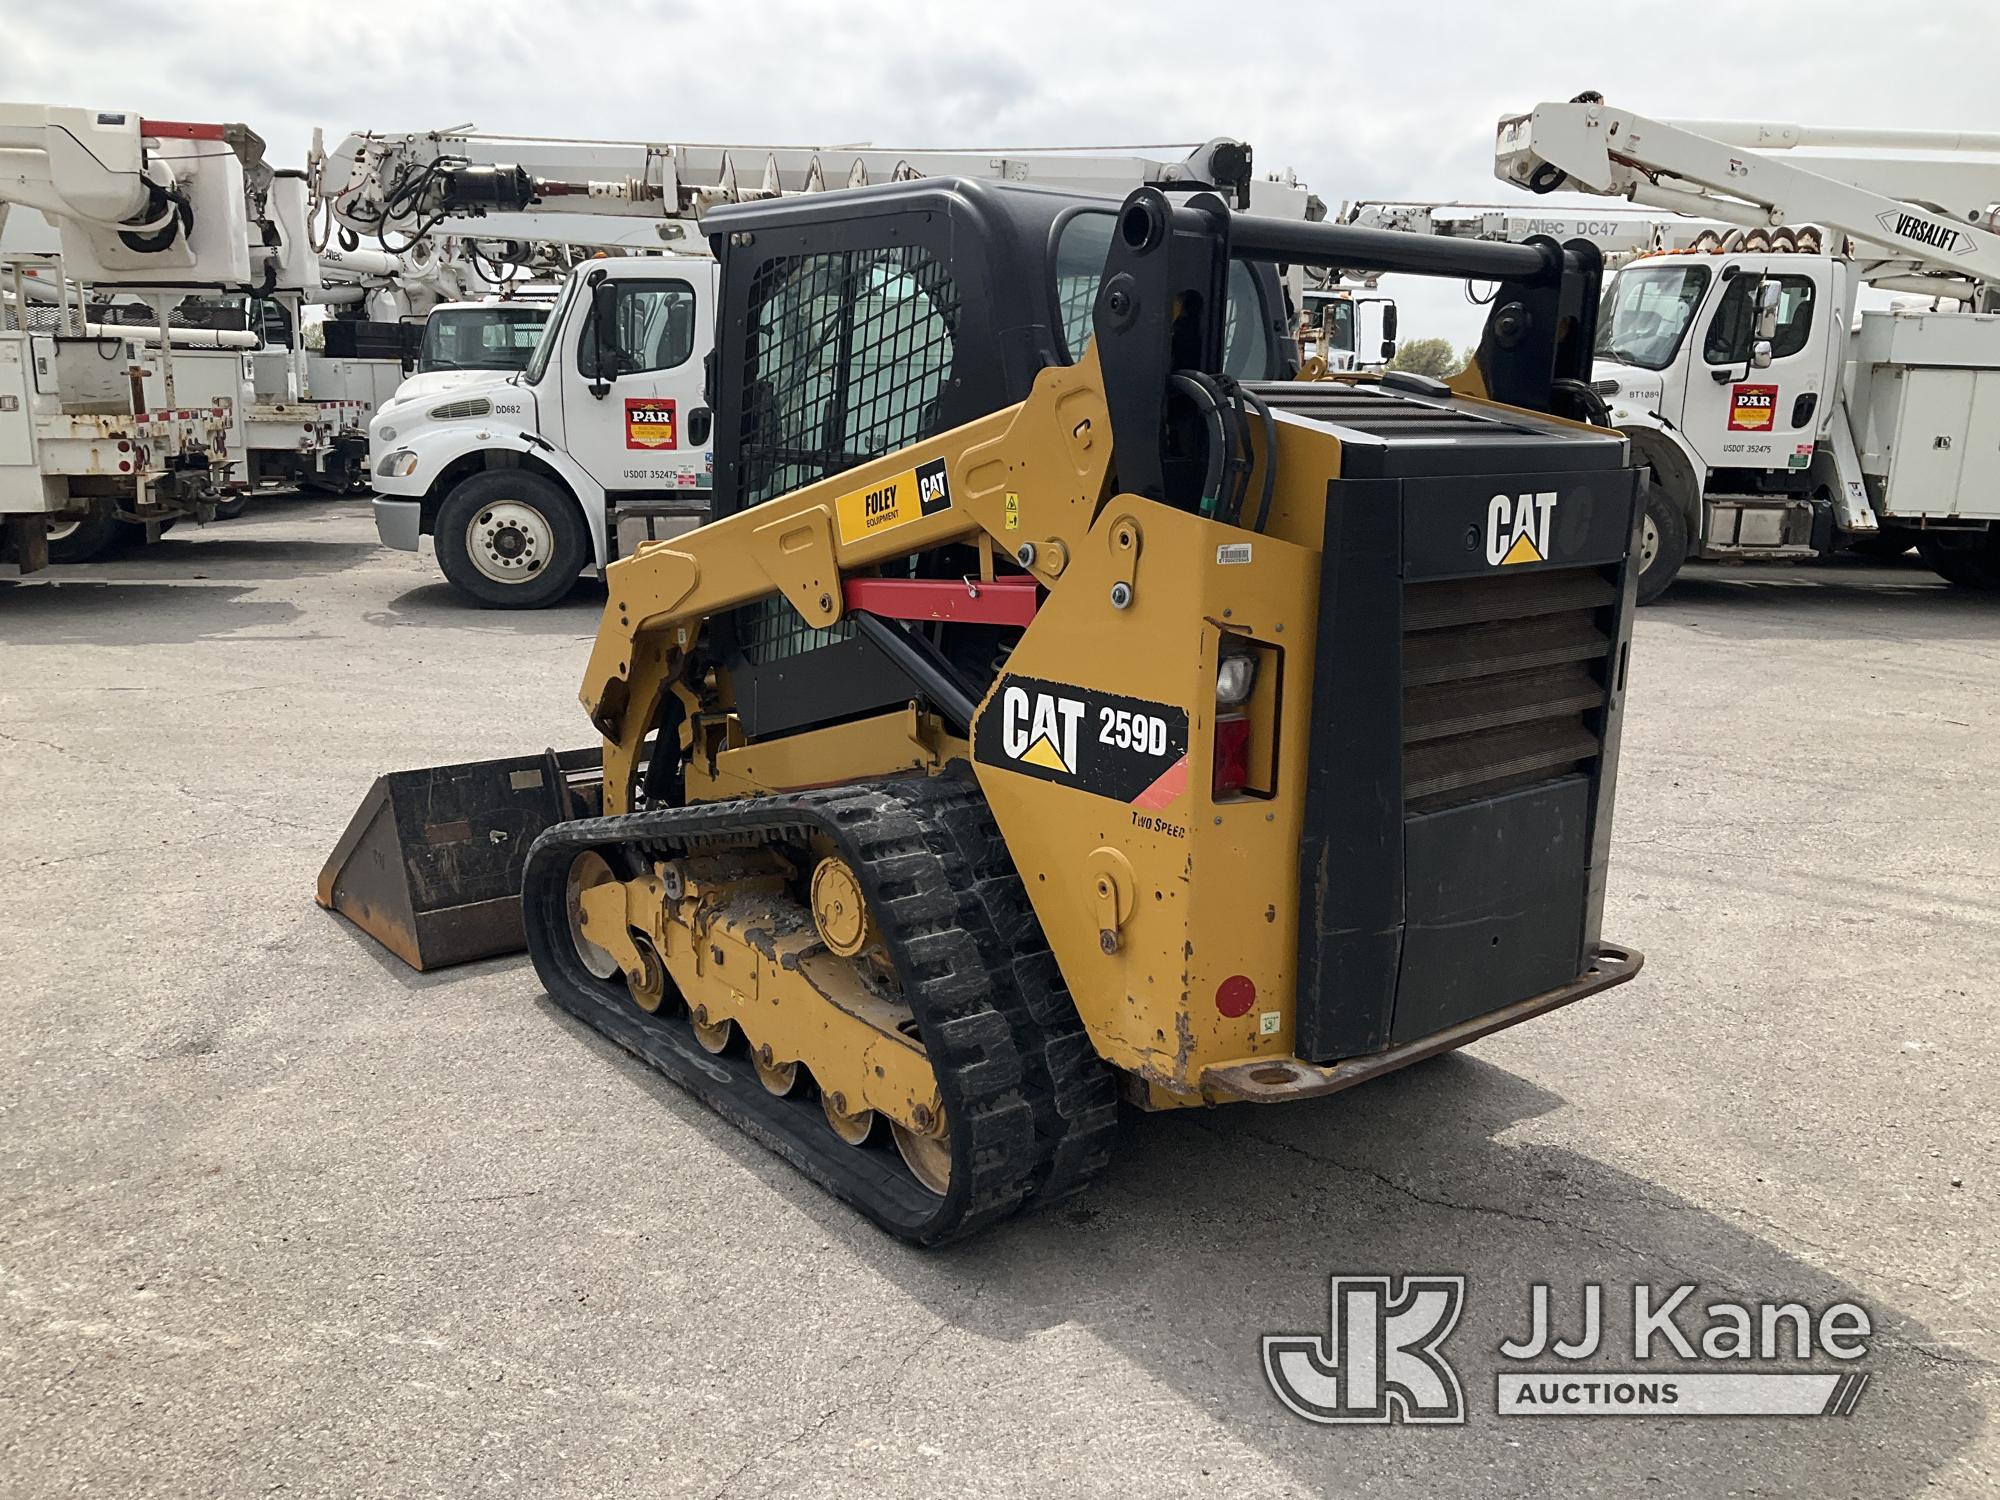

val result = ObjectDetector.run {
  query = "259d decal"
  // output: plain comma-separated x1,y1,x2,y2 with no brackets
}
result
975,675,1190,807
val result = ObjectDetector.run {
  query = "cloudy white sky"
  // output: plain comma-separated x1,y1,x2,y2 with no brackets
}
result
6,0,1997,347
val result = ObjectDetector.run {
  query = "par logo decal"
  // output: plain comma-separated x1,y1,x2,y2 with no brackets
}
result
833,456,952,545
1729,384,1778,433
625,398,678,450
975,674,1190,806
1486,491,1559,567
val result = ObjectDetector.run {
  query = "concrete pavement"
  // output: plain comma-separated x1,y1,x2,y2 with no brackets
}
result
2,497,1993,1497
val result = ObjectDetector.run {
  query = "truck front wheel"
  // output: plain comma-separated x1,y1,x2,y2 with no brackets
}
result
1916,529,2000,591
435,471,591,609
1636,477,1688,605
46,502,125,564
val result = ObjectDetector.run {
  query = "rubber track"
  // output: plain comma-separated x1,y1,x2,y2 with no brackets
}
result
518,775,1103,1245
890,773,1120,1205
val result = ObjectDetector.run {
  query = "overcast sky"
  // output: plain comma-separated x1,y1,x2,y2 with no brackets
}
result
6,0,1997,347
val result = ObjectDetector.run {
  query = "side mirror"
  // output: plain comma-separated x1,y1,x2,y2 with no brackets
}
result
1381,303,1399,342
589,279,620,398
1380,340,1397,361
1751,338,1774,370
1753,280,1781,342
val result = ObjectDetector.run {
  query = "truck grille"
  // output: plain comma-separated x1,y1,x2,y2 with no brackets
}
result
1402,566,1617,813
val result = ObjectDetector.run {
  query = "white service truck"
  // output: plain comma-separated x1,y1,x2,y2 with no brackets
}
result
1496,98,2000,599
333,130,1313,605
0,107,319,571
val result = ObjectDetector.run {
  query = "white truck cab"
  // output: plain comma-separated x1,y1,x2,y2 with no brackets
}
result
1297,287,1397,372
370,258,715,605
1593,250,1856,598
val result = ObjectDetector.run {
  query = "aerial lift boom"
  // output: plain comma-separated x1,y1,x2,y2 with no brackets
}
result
1487,96,2000,598
1496,99,2000,299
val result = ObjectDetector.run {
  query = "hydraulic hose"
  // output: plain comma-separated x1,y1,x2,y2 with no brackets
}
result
1239,383,1278,533
1169,370,1232,519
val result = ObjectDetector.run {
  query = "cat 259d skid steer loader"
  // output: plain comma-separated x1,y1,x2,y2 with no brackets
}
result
324,175,1645,1244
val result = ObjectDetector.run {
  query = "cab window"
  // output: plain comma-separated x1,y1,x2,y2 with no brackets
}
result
1052,210,1276,377
578,279,698,380
1702,273,1816,364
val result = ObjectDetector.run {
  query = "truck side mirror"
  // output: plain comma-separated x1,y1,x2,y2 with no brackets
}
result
1751,338,1774,370
1381,340,1398,361
1753,280,1781,343
1381,304,1399,342
589,280,621,399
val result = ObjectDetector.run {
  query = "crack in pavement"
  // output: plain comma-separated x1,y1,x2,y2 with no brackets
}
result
701,1314,951,1500
0,727,316,837
1215,1123,1991,1371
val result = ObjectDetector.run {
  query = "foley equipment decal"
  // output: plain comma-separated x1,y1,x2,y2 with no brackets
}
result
975,674,1190,806
834,456,952,545
626,398,678,449
1729,384,1778,433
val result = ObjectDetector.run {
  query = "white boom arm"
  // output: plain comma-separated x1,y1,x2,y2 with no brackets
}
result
1495,98,2000,290
0,104,319,292
312,127,1307,250
1341,200,1763,263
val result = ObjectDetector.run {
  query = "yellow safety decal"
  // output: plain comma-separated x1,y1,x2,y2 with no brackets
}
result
834,456,952,546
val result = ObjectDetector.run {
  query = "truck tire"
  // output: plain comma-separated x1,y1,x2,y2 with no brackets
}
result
434,470,592,609
45,502,125,564
1636,477,1687,605
213,496,250,521
1916,530,2000,591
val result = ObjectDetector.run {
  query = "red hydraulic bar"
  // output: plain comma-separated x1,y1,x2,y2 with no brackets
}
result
843,575,1040,626
140,120,230,141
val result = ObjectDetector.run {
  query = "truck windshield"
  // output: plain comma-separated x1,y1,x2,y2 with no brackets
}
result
524,279,579,385
418,305,550,373
1303,294,1356,352
1595,264,1711,370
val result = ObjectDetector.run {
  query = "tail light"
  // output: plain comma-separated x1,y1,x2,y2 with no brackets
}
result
1212,640,1276,800
1213,715,1251,797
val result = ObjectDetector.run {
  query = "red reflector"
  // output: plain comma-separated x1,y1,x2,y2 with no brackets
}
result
1213,714,1251,797
1216,974,1256,1018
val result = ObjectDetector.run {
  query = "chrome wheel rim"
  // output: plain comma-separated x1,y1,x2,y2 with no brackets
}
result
465,500,553,584
45,518,81,544
1640,512,1660,573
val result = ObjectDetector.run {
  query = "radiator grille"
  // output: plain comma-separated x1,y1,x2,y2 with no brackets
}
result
1403,567,1616,812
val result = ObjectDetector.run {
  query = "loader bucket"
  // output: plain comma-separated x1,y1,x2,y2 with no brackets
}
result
317,747,604,971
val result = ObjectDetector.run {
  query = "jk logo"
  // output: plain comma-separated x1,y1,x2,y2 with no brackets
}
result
1263,1276,1467,1425
1486,491,1558,567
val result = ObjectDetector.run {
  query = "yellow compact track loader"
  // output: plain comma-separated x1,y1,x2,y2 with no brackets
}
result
327,176,1645,1243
